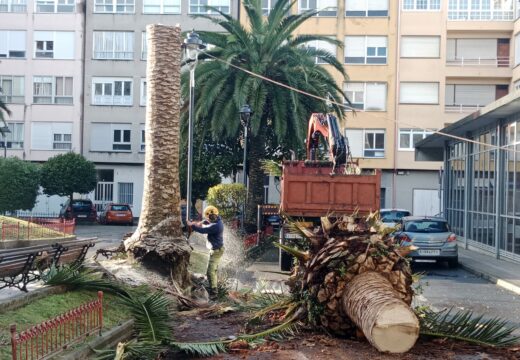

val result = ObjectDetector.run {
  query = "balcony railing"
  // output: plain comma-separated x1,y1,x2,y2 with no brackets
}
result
448,10,514,21
445,104,483,113
446,56,511,67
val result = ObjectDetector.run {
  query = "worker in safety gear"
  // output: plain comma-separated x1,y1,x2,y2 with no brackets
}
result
187,205,224,300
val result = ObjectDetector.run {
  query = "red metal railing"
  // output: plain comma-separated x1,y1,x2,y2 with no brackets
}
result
0,218,75,241
10,291,103,360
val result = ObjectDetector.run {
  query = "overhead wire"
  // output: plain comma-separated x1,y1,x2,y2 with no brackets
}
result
203,51,520,155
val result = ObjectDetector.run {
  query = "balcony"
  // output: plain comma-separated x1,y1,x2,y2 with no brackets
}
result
445,104,484,113
446,56,511,68
448,10,514,21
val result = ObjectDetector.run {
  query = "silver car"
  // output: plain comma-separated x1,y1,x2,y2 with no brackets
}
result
393,216,458,268
380,208,411,227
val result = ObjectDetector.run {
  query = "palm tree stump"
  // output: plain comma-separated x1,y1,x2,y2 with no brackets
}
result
284,213,419,353
124,24,191,288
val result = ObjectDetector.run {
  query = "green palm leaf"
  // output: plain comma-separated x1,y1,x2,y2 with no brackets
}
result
94,340,165,360
418,308,520,347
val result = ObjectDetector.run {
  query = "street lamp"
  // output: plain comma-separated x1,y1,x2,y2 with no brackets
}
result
239,104,252,232
183,30,206,223
0,125,11,158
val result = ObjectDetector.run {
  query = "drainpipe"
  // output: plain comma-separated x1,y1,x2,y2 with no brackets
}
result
392,0,402,208
494,121,502,259
79,0,87,156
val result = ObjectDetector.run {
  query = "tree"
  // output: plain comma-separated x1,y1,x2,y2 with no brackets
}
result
206,183,246,221
0,158,40,213
124,25,191,288
0,95,11,136
183,0,347,226
40,152,96,202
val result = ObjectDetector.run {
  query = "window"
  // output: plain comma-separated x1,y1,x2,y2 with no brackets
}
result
262,0,278,15
448,0,513,20
0,75,24,103
35,0,75,13
345,36,387,64
92,78,133,106
34,31,74,59
189,0,230,14
0,0,27,12
53,133,72,149
0,30,26,58
401,36,440,58
0,122,23,149
344,82,387,111
345,0,388,16
304,38,336,64
515,80,520,91
399,129,434,150
447,38,500,65
399,82,439,104
140,125,145,151
118,182,134,204
93,31,134,60
113,127,131,150
31,122,72,150
300,0,337,16
140,79,147,106
33,76,73,104
445,84,496,107
515,34,520,66
403,0,440,10
143,0,180,13
345,128,385,158
141,31,147,60
94,0,134,13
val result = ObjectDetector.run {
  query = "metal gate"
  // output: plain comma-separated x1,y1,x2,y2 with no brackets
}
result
94,182,113,211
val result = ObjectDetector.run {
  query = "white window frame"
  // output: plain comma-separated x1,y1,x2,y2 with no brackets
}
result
140,78,146,106
344,36,387,65
189,0,230,14
94,0,135,13
93,31,134,60
35,0,75,13
112,126,131,151
299,0,337,16
399,82,439,105
345,0,388,17
262,0,277,15
33,76,73,104
140,124,145,152
363,129,385,158
0,30,26,58
344,82,387,111
33,31,74,59
53,132,72,150
400,36,440,58
448,0,513,20
141,31,147,60
92,77,133,106
143,0,181,14
399,128,434,151
0,0,27,12
34,38,53,58
0,122,24,149
118,182,134,205
0,75,24,104
403,0,441,11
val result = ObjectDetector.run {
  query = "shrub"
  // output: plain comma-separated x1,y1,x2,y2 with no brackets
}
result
206,183,246,221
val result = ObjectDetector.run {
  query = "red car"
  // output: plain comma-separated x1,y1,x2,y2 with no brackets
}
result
98,203,134,225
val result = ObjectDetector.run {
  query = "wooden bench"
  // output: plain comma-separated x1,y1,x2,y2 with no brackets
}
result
0,238,97,292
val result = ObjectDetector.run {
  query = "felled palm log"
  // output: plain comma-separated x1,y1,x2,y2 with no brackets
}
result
283,212,419,353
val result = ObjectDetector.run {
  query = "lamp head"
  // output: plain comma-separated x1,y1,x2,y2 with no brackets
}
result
239,104,253,127
183,30,206,61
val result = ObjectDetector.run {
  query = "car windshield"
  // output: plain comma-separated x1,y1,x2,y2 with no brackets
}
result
381,211,411,222
72,200,92,207
404,220,448,233
111,205,129,211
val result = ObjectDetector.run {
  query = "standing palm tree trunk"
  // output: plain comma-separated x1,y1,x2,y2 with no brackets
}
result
125,24,191,288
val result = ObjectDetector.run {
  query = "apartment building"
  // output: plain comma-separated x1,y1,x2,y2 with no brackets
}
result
0,0,85,212
82,0,238,214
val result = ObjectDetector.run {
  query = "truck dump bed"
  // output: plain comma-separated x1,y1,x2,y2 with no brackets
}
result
280,161,381,217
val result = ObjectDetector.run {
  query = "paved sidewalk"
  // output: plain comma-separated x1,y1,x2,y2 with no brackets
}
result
458,246,520,295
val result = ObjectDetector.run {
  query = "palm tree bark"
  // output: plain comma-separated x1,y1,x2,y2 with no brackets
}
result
246,131,266,227
124,24,191,288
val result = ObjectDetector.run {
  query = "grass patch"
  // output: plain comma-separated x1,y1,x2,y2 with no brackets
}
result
189,250,209,274
0,215,75,241
0,289,132,358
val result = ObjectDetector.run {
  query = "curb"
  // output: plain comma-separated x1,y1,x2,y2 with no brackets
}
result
57,319,134,360
0,285,67,314
459,262,520,296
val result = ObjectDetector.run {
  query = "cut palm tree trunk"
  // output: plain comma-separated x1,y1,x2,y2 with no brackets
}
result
124,24,191,288
343,271,419,353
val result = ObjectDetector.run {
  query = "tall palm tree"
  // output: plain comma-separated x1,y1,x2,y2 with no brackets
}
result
184,0,348,224
0,93,11,136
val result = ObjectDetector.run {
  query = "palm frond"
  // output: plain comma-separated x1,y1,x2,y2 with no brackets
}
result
274,242,309,262
240,317,301,342
171,339,228,357
418,308,520,347
260,159,282,177
94,340,165,360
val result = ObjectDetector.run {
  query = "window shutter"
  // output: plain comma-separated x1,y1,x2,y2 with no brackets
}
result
366,36,386,48
346,0,366,10
516,34,520,66
90,123,112,151
9,30,25,52
31,122,53,150
318,0,336,8
446,39,456,60
345,36,365,57
345,129,363,158
400,82,439,104
54,32,74,59
401,36,440,58
52,122,72,136
0,31,8,55
367,0,387,10
317,39,336,56
365,83,386,111
453,85,495,106
445,84,455,105
456,39,496,60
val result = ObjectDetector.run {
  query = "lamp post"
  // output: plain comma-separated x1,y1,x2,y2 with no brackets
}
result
0,125,11,158
239,104,252,232
183,30,206,223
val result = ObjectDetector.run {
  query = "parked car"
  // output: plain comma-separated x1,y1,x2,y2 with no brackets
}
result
392,216,458,268
59,199,97,222
380,208,411,227
98,203,134,225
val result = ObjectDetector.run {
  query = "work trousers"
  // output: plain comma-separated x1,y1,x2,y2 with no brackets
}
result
207,247,224,293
